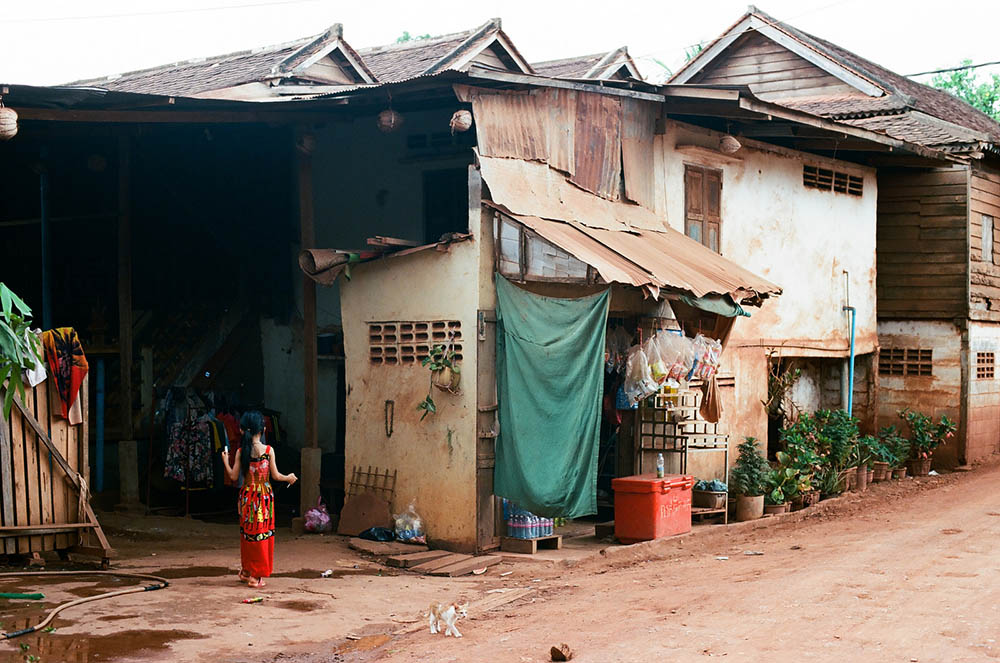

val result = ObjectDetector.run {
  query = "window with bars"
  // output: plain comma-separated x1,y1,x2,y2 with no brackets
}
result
803,165,863,196
977,351,995,380
368,321,463,365
878,348,933,376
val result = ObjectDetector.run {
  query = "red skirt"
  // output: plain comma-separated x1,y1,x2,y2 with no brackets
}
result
241,536,274,578
239,480,275,578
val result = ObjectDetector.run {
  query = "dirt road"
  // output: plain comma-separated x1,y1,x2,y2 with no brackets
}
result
383,463,1000,663
0,463,997,662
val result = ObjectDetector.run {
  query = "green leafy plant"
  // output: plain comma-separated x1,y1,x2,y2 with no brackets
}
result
878,425,909,468
931,60,1000,121
730,437,770,497
416,342,461,422
898,410,956,460
764,466,796,505
0,283,43,420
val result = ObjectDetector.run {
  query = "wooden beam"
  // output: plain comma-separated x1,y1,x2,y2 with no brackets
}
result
464,69,665,102
118,135,134,442
15,107,343,124
297,130,318,450
0,524,92,537
0,414,15,553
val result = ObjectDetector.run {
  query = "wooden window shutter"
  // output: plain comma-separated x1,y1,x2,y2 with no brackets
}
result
684,165,722,253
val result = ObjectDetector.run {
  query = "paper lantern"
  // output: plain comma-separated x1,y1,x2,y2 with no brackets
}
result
377,109,403,133
449,110,472,134
0,106,17,141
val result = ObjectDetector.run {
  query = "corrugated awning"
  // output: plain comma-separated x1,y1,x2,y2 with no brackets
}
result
488,202,781,304
300,233,472,285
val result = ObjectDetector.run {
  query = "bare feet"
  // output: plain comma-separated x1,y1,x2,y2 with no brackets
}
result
238,570,250,582
248,577,266,588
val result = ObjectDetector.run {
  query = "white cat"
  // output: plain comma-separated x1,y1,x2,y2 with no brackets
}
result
428,601,469,637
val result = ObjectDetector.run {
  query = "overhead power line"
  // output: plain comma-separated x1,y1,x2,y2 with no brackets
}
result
908,60,1000,78
7,0,323,23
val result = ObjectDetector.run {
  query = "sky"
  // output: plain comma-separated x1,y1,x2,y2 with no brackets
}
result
2,0,999,86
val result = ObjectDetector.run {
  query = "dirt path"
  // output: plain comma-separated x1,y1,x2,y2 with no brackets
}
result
380,463,1000,663
0,464,998,662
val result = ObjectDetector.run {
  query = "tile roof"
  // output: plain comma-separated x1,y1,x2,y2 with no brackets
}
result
68,40,307,96
841,113,988,147
358,32,475,82
759,11,1000,142
532,54,607,78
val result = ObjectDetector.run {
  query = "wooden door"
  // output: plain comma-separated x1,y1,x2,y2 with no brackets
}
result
476,309,500,551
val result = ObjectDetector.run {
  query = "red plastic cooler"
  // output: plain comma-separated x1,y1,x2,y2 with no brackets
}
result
611,473,695,544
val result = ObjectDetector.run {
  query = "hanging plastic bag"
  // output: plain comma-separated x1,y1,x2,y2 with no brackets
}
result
624,346,658,404
394,500,427,544
304,497,332,533
644,336,669,385
663,333,695,383
691,334,723,380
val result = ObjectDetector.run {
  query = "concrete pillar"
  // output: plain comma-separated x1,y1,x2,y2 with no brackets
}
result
299,446,322,518
117,439,140,509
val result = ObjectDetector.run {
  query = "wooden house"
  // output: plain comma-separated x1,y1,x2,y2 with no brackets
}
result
673,7,1000,467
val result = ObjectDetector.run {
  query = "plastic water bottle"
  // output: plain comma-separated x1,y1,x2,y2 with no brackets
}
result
656,453,665,479
529,514,538,539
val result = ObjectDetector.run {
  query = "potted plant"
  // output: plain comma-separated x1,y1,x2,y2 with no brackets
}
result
416,342,461,421
763,467,794,515
878,425,909,479
899,410,956,476
730,437,769,521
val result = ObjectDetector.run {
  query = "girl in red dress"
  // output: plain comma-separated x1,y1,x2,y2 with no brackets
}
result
223,411,297,588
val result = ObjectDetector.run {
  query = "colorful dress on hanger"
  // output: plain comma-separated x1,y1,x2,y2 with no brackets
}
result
239,446,274,579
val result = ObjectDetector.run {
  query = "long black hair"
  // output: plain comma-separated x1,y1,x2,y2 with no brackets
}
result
239,410,265,478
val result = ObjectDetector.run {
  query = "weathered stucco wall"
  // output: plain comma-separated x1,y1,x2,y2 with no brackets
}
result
660,122,878,359
967,321,1000,462
877,320,963,467
339,239,481,551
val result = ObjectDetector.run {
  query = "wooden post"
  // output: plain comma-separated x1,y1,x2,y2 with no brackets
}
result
117,134,139,509
297,129,321,520
0,412,15,554
118,135,133,442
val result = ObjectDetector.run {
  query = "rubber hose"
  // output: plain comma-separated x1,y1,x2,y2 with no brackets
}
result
0,570,169,639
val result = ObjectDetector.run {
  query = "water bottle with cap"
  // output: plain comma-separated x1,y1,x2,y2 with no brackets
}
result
656,453,665,479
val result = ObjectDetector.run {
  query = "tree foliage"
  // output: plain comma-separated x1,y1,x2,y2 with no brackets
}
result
930,60,1000,121
396,31,431,44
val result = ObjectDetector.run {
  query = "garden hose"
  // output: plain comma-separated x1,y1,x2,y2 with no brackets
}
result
0,570,169,639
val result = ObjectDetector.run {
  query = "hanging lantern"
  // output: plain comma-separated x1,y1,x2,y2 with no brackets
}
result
0,103,18,141
377,109,403,133
719,134,742,154
449,109,472,134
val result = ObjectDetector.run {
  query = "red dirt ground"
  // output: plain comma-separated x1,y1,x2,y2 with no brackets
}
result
1,461,998,662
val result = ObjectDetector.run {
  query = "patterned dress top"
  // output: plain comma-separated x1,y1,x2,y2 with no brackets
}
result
239,446,275,577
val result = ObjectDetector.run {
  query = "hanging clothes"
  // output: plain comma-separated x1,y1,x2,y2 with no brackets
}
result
165,419,213,484
23,329,47,388
218,412,241,443
493,276,609,519
41,328,88,425
239,446,275,579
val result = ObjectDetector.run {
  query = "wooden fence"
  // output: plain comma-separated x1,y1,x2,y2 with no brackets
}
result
0,378,112,566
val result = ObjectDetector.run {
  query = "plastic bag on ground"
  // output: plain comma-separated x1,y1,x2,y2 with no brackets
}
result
623,346,658,404
303,497,332,533
359,526,395,542
394,500,427,544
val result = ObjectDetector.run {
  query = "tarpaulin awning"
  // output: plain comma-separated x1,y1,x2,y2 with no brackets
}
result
488,202,781,304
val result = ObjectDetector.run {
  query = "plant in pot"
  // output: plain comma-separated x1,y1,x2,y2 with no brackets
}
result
763,467,795,515
898,410,956,476
416,341,461,421
868,435,892,482
730,437,769,521
775,446,819,510
817,464,846,500
850,436,876,492
879,425,910,479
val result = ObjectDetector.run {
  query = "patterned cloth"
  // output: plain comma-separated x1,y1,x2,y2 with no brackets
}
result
41,328,88,424
239,447,275,578
164,420,213,484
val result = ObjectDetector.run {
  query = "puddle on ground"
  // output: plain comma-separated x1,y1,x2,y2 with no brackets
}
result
0,627,204,662
332,634,392,655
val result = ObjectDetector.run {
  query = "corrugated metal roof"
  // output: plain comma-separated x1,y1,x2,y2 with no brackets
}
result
489,204,780,303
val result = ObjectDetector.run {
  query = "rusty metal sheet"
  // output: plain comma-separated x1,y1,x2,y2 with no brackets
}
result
621,98,657,209
570,92,622,201
546,88,576,174
478,155,662,232
574,223,782,301
299,234,472,286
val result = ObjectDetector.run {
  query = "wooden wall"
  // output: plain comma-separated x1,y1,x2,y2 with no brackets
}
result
970,166,1000,320
876,167,970,320
691,32,858,100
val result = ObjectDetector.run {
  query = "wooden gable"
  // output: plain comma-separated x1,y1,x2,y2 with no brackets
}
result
690,31,858,101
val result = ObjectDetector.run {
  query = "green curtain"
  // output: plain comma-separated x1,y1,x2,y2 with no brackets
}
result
494,276,610,518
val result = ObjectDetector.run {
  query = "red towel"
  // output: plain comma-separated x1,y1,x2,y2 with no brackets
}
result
41,328,89,422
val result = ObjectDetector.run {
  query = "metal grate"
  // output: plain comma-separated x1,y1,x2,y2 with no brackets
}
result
803,165,863,196
977,352,995,380
369,320,462,365
879,348,932,376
